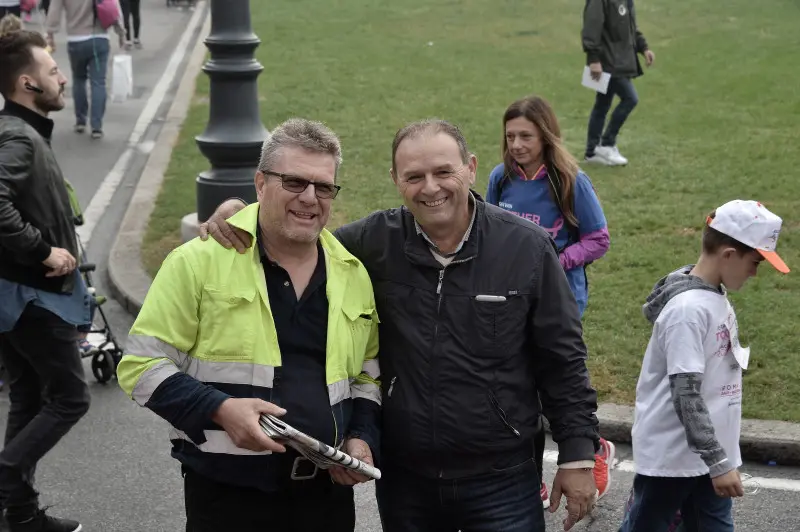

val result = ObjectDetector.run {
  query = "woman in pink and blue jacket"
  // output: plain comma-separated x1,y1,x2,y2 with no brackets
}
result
485,95,610,317
485,94,613,508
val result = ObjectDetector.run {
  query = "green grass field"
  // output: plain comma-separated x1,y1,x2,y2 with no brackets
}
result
141,0,800,421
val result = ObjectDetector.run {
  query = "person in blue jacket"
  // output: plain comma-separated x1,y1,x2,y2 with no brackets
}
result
486,94,615,507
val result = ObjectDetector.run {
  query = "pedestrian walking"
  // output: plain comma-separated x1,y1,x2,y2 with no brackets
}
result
620,200,789,531
582,0,655,166
485,94,614,508
0,24,91,532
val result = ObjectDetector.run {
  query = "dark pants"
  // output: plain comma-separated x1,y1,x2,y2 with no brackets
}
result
0,305,91,519
0,6,21,17
620,474,734,532
119,0,141,41
66,37,110,132
183,467,355,532
376,457,545,532
586,76,639,156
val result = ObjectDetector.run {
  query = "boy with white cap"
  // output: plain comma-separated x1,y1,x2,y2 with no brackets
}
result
619,200,790,532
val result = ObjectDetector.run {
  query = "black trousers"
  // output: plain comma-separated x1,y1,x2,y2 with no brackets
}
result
0,305,91,519
183,467,356,532
119,0,141,41
0,6,21,17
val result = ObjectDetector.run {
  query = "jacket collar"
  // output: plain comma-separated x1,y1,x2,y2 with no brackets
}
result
227,203,361,266
402,190,484,267
1,99,54,141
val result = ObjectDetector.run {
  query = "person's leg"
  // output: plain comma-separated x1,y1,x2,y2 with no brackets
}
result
377,465,456,532
0,305,91,524
87,37,110,136
0,335,42,515
131,0,141,43
183,467,288,532
619,474,697,532
586,85,615,158
119,0,132,42
680,475,734,532
40,0,50,15
457,458,545,532
67,41,90,131
601,77,639,148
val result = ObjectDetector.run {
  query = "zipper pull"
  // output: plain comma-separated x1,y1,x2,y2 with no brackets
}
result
388,376,396,397
436,269,445,295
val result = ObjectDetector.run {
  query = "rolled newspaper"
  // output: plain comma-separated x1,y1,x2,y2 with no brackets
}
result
259,414,381,480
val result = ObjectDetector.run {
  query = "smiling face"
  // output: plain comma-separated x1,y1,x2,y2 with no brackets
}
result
255,145,336,246
391,131,476,235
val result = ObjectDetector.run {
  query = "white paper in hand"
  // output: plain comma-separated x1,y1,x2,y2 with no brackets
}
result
581,65,611,95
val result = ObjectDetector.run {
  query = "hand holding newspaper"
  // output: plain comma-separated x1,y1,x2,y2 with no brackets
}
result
259,414,382,480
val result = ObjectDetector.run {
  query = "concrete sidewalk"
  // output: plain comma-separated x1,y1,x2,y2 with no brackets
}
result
104,6,800,469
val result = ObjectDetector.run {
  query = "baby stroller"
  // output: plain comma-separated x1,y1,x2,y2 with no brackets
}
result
67,180,124,384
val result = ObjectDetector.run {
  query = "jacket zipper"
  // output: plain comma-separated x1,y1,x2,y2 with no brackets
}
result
489,392,521,437
432,256,475,478
388,376,397,397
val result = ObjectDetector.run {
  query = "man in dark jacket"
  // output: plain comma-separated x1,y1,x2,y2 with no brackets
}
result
0,27,89,532
582,0,655,166
202,120,601,532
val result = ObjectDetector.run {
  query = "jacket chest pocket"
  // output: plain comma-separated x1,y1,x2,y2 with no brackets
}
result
340,302,377,371
469,294,528,359
197,286,257,361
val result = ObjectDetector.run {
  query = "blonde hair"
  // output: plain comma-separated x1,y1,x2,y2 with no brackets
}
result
0,14,22,37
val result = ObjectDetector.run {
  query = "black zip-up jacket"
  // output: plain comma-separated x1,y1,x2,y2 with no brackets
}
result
582,0,649,78
0,100,77,293
334,195,600,479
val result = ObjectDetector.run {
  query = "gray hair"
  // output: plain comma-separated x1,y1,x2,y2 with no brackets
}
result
258,118,343,176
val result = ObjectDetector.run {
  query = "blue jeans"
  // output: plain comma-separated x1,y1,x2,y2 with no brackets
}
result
586,76,639,156
619,474,734,532
67,38,110,132
376,457,544,532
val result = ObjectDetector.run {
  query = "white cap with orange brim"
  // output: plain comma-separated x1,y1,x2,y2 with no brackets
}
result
707,199,790,274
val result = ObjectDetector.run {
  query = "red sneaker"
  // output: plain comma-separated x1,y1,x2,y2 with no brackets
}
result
593,438,616,499
540,481,550,509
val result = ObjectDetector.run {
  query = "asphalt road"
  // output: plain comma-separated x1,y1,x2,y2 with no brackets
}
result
1,2,800,531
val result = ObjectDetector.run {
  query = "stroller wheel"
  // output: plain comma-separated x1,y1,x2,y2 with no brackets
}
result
91,350,117,384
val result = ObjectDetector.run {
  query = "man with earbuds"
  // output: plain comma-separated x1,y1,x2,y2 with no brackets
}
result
0,26,90,532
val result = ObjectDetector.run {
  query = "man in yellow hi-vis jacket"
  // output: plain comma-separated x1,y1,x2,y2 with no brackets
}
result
117,119,380,532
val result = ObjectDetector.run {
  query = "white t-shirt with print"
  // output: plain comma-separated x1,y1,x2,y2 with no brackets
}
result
632,289,744,477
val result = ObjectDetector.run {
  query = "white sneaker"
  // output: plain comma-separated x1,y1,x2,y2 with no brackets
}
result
595,145,628,166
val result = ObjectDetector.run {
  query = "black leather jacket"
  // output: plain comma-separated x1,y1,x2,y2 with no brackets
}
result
0,100,77,293
335,195,600,479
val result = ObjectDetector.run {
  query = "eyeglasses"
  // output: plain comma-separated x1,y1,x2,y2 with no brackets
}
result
263,171,341,199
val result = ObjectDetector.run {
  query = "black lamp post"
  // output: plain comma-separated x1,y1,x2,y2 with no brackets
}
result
195,0,268,222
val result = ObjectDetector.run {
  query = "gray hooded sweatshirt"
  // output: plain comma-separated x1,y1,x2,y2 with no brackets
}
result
640,265,734,479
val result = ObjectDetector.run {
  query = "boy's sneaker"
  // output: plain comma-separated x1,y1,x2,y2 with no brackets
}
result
540,481,550,509
7,509,81,532
595,145,628,166
593,438,616,500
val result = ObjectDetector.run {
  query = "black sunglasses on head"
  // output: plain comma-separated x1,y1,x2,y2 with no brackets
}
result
264,171,341,199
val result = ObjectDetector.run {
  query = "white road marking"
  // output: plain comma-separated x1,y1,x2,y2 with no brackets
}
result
76,1,207,246
542,450,800,492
